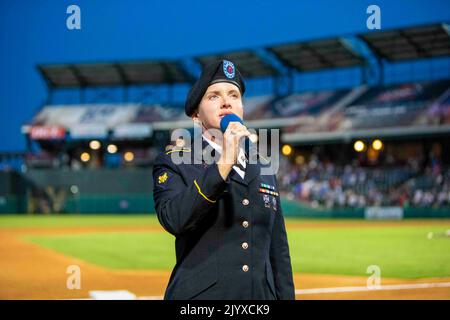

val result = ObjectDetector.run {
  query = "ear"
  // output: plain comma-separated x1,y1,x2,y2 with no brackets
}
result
191,110,200,123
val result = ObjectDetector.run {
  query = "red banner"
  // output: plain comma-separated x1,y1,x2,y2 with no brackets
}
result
30,126,66,140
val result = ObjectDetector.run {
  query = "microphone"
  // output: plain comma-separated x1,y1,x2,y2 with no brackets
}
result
220,114,258,144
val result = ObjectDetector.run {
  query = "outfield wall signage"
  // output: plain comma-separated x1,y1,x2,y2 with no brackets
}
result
365,207,404,220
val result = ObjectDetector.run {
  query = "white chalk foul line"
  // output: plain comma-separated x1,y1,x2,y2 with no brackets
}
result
81,282,450,299
295,282,450,295
138,295,164,300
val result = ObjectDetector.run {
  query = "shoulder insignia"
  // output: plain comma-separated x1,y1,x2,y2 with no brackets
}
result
158,172,169,184
165,148,191,155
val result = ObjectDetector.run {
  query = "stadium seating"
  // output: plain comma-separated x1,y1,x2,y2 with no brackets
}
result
7,78,450,211
277,156,449,208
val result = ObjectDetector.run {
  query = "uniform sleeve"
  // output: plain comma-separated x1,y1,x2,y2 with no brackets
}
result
152,152,229,236
269,188,295,300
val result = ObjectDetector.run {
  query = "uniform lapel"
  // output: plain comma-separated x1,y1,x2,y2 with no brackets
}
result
230,141,261,186
229,157,260,186
243,161,260,185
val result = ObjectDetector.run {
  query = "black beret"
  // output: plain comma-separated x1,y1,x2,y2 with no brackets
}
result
185,60,246,117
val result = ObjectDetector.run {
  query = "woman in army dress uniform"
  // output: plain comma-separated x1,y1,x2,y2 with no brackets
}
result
152,60,295,300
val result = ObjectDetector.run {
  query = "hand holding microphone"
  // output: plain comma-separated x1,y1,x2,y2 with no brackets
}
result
217,114,256,180
220,113,258,144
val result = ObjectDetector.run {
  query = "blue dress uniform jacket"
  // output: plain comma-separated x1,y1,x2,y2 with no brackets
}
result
152,139,295,300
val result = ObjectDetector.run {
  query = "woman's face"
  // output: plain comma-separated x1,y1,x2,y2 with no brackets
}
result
192,82,244,130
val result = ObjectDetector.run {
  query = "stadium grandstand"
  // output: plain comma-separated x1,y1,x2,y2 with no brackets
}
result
1,22,449,218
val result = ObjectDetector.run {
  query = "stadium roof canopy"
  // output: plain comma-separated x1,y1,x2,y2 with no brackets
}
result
196,50,278,78
38,61,194,88
267,38,365,72
359,23,450,62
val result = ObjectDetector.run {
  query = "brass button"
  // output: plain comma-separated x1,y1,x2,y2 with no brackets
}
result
242,221,249,228
242,199,249,206
242,242,249,250
242,265,249,272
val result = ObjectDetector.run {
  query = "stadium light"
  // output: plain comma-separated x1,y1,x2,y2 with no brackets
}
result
124,151,134,162
89,140,101,150
282,145,292,156
80,152,90,162
372,139,383,151
107,144,118,154
354,140,365,152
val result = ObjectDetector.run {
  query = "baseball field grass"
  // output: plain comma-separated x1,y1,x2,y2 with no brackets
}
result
2,214,449,279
